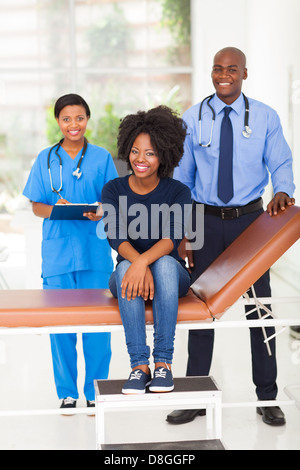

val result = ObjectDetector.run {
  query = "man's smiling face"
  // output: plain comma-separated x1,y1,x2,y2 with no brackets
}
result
211,48,248,105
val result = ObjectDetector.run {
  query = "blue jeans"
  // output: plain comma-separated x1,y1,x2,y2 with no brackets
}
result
109,255,191,368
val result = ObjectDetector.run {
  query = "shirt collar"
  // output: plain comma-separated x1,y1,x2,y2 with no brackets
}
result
212,92,244,116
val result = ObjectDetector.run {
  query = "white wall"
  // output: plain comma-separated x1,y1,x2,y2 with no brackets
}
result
191,0,248,103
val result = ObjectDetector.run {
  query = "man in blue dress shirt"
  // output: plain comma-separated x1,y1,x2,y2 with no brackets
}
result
168,47,295,426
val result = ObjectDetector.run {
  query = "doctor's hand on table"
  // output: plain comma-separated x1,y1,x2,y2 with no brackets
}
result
267,192,295,217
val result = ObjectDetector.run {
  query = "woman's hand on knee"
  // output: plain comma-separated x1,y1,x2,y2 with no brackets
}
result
142,267,155,301
121,257,148,300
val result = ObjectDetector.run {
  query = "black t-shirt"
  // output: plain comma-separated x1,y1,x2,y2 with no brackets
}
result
101,175,192,269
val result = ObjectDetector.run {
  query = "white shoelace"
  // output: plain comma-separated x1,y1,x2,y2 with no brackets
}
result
129,370,143,381
63,397,76,405
154,368,167,378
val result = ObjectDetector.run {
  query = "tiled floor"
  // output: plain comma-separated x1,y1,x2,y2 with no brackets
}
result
0,231,299,450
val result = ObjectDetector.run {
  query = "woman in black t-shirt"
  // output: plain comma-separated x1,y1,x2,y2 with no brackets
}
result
101,106,192,395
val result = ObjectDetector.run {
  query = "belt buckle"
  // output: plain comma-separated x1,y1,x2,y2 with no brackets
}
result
221,208,240,220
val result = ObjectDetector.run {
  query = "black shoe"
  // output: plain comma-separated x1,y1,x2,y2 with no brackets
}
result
256,406,286,426
60,397,77,409
166,409,206,425
60,397,77,416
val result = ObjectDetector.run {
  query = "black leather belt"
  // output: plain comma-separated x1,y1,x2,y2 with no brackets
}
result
203,198,263,220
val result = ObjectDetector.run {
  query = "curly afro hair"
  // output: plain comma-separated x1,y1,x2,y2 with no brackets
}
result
117,105,187,178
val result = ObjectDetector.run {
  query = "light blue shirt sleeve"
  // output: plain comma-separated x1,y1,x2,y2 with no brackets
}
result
174,93,295,206
262,109,295,196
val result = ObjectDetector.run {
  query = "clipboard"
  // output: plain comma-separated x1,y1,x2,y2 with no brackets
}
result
50,203,99,221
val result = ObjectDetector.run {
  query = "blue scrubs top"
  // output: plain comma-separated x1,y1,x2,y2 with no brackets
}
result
23,142,118,278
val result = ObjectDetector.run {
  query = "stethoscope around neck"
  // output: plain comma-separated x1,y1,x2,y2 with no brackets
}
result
47,137,88,195
198,93,252,147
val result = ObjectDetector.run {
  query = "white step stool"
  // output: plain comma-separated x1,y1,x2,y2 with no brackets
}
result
94,376,224,450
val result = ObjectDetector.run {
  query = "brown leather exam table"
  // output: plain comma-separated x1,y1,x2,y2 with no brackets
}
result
0,205,299,423
0,204,299,332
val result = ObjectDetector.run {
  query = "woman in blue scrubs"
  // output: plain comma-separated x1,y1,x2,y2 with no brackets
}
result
23,94,118,410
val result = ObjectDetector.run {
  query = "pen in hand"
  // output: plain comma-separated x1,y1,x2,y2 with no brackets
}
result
53,189,69,205
53,189,64,200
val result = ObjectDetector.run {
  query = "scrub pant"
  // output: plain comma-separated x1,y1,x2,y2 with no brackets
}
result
187,207,278,400
43,270,112,401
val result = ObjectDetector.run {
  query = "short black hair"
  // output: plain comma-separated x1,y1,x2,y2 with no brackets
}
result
54,94,91,119
117,105,187,178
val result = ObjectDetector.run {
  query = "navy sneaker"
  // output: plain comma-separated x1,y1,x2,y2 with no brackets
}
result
122,369,152,395
149,366,174,392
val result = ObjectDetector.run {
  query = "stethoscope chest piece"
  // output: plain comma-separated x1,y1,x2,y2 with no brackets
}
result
72,168,82,179
242,125,252,138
